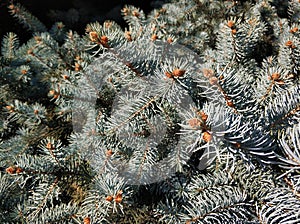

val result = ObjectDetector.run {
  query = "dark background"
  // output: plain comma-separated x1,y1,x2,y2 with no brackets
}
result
0,0,167,44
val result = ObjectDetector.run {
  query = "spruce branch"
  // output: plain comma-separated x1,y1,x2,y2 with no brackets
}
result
1,32,19,61
8,3,47,34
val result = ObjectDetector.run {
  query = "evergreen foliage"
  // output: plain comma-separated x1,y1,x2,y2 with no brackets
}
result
1,0,300,223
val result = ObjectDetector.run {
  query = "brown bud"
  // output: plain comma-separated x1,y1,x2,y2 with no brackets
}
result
165,71,173,78
167,37,173,43
53,93,59,99
125,31,132,41
235,142,241,148
172,68,185,77
100,35,108,43
199,111,208,122
106,149,113,157
106,195,113,202
16,167,23,174
209,77,219,85
114,196,122,203
285,40,296,48
132,10,140,17
49,89,60,99
75,55,81,61
202,131,212,142
114,190,123,203
104,21,112,28
6,105,13,111
271,73,280,81
27,49,34,55
202,68,214,78
289,27,298,33
21,69,27,75
8,4,15,10
151,34,158,41
227,20,235,28
227,100,234,107
75,62,81,71
34,109,39,115
83,217,91,224
89,31,99,42
6,166,16,174
34,36,42,43
46,142,54,150
188,118,201,128
121,7,129,16
100,35,109,47
49,90,56,96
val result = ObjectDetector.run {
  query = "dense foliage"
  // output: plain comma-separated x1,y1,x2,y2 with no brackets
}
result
1,0,300,223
